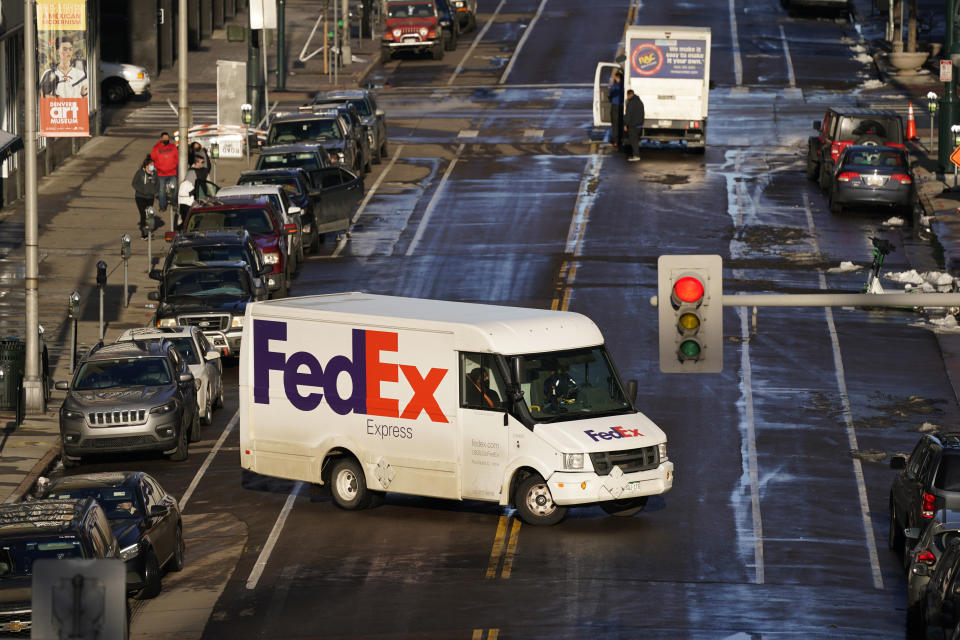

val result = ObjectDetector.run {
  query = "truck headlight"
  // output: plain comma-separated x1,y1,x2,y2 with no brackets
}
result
562,453,584,470
658,442,668,462
119,543,140,561
150,400,177,415
263,252,279,264
419,27,428,36
231,316,244,328
157,318,177,327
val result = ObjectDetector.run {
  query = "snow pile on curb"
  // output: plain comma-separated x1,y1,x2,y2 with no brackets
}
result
827,261,863,273
885,269,957,293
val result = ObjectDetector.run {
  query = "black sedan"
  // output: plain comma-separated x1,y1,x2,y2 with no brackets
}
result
828,144,915,216
36,471,184,599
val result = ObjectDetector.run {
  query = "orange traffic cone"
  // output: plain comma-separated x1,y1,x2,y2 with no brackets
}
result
906,102,919,140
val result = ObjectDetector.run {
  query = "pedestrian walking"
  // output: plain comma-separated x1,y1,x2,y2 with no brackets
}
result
607,69,624,147
131,156,158,239
624,89,645,162
177,156,204,230
149,131,178,212
189,141,211,184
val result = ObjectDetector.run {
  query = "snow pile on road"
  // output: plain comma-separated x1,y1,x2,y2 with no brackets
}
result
882,216,907,227
827,261,862,273
885,269,957,292
918,422,941,433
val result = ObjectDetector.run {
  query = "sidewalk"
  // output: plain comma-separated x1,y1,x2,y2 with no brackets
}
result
0,2,382,504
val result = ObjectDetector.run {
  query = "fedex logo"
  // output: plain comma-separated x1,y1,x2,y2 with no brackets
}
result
584,426,643,442
253,319,449,423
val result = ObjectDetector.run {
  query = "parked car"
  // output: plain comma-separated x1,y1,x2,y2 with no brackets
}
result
265,111,360,175
451,0,478,31
179,201,295,298
237,168,323,252
382,0,445,61
913,537,960,639
256,143,331,174
435,0,461,51
0,499,120,634
310,90,388,164
100,60,151,103
827,144,915,217
905,509,960,635
214,185,305,273
316,102,372,175
806,107,904,192
890,433,960,567
149,255,269,356
35,472,184,600
115,326,224,426
55,339,199,466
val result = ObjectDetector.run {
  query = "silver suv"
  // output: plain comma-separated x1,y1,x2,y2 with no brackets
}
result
55,339,199,467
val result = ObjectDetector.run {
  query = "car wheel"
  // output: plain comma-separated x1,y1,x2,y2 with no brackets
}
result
514,474,567,526
806,157,818,181
432,44,444,60
102,78,130,104
381,47,392,63
381,139,388,158
829,196,842,215
330,458,372,510
818,162,830,193
168,525,185,572
137,550,162,600
214,380,224,410
444,33,456,51
372,143,382,165
199,391,212,427
600,497,648,517
169,421,189,462
467,13,477,32
889,500,903,551
297,242,305,269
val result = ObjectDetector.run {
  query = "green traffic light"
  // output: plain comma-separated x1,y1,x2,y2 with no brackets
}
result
679,339,700,359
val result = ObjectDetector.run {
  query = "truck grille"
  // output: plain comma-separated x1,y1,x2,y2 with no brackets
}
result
0,603,31,636
590,446,659,476
178,314,230,331
87,435,156,449
88,409,146,426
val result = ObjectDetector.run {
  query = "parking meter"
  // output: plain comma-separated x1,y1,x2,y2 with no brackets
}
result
210,141,220,159
928,91,939,114
241,104,253,125
120,234,131,308
120,234,131,260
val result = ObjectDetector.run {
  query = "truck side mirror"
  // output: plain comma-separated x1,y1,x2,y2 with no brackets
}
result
627,379,638,404
813,120,821,131
147,291,160,301
890,455,907,470
55,381,70,391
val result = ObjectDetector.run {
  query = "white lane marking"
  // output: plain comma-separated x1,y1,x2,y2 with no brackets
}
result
499,0,548,85
802,192,884,590
331,145,406,258
728,0,743,86
738,306,765,585
179,410,238,512
779,25,796,88
246,481,304,590
404,143,465,256
447,0,507,86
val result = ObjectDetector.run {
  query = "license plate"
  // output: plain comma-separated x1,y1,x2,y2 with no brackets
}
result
402,35,420,43
658,119,672,127
865,174,885,187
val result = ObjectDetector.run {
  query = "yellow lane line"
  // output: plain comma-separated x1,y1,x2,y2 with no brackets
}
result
484,515,509,578
500,519,522,578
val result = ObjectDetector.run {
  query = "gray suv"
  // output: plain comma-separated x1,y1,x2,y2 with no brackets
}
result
56,339,199,466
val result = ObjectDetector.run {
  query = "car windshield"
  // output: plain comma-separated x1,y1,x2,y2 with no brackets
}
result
164,268,250,299
842,148,906,169
316,99,371,117
168,337,200,364
513,346,632,422
388,3,434,18
172,244,247,266
240,177,302,197
74,358,172,389
256,153,320,171
43,487,140,520
268,120,341,144
186,209,275,235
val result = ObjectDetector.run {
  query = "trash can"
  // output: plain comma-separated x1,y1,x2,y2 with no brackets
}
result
0,338,25,411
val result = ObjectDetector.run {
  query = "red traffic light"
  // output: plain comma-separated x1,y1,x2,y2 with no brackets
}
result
672,276,704,305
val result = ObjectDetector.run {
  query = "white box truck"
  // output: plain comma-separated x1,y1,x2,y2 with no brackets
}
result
594,25,711,151
239,292,673,525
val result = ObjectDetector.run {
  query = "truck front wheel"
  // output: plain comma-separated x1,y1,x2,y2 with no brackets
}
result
514,474,567,526
330,458,372,510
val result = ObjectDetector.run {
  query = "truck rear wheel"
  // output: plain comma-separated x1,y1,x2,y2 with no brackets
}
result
514,474,567,526
330,458,372,510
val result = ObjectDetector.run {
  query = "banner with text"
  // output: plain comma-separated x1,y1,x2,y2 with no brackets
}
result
628,38,707,80
37,0,90,137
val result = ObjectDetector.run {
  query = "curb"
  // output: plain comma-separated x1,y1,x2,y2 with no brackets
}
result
4,446,58,504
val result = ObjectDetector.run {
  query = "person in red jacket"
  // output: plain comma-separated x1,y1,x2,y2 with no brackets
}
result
149,132,178,212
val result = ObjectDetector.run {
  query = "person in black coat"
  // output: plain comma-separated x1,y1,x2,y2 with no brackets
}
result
623,89,645,162
131,156,158,239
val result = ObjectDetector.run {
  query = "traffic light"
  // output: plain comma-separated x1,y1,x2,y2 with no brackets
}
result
657,255,723,373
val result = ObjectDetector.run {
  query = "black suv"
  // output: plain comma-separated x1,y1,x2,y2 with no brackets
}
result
0,498,119,635
55,339,199,466
310,90,388,164
36,471,184,600
807,108,904,191
266,111,360,175
890,433,960,565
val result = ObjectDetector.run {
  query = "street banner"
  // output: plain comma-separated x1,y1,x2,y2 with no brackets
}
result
628,38,706,79
36,0,90,137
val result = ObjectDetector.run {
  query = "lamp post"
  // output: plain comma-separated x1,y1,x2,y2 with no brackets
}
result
939,0,960,172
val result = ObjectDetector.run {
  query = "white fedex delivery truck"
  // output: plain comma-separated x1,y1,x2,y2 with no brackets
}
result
594,25,711,151
239,292,673,525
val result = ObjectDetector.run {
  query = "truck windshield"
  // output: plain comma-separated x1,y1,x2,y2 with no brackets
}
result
256,153,321,171
165,269,250,300
513,346,632,422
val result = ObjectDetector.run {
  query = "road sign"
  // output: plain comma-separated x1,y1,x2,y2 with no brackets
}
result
942,60,954,83
950,145,960,169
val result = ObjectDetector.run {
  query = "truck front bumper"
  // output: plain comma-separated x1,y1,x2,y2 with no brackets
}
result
547,461,674,506
203,329,243,357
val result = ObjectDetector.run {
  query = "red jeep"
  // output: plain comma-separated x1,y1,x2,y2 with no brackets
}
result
381,1,444,61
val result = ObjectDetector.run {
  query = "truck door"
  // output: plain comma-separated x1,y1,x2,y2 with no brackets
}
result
593,63,621,127
459,352,509,501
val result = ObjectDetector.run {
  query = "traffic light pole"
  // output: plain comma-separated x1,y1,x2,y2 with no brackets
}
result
718,293,960,307
939,0,959,172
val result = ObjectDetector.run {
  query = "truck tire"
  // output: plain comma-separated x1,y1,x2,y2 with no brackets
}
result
330,458,372,510
600,497,648,517
514,473,567,526
445,32,456,51
806,156,818,181
381,47,392,63
432,44,444,60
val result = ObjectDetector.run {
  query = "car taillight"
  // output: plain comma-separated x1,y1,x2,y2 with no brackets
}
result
922,492,936,518
916,549,937,565
836,171,860,182
891,173,912,184
831,141,852,161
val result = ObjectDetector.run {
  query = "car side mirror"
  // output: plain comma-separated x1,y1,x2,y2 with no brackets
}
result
813,120,821,131
205,350,221,361
890,455,907,470
55,381,69,391
149,504,170,518
905,527,921,541
147,291,160,301
149,269,163,281
179,372,195,383
289,206,302,215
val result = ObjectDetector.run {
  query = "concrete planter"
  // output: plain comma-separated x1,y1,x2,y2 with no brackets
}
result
888,50,930,73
